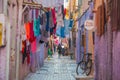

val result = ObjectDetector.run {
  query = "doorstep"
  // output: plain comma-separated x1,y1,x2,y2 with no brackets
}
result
75,75,94,80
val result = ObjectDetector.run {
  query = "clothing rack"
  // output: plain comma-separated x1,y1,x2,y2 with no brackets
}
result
22,1,48,12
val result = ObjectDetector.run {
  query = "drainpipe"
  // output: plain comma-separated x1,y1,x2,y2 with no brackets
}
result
16,0,23,80
4,0,10,80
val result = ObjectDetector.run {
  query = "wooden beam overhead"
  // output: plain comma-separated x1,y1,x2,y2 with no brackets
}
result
22,1,48,12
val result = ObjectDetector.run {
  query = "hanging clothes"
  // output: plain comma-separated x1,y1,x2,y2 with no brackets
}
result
33,17,40,37
51,8,57,25
42,13,47,31
65,9,69,19
61,27,65,38
40,14,43,25
64,19,70,35
49,11,54,28
31,38,37,53
26,45,30,64
69,19,74,28
25,23,30,40
56,27,61,36
64,8,66,17
50,28,53,35
53,24,57,34
56,6,64,28
29,21,36,43
61,5,65,19
46,11,50,31
21,40,27,64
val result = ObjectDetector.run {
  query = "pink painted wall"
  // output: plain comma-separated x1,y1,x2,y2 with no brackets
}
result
112,32,120,80
0,48,7,80
94,22,120,80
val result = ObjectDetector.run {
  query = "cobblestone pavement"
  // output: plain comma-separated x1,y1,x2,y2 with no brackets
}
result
24,54,77,80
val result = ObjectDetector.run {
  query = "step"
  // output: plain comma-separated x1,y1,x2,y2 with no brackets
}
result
75,75,94,80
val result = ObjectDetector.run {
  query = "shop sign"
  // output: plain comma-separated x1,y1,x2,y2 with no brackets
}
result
0,14,6,47
84,20,94,30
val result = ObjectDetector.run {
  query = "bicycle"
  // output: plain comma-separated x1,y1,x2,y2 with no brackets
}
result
76,53,92,76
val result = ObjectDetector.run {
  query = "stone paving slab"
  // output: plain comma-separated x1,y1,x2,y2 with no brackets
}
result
24,54,77,80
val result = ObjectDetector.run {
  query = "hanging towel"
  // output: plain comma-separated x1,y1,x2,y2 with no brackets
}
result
33,17,40,37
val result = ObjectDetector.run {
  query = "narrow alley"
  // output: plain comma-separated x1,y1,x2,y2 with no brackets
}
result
25,53,76,80
0,0,120,80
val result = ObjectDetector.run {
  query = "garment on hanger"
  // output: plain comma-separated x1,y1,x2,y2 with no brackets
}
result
25,22,30,40
56,6,64,28
65,9,69,19
53,23,57,34
26,45,30,64
50,28,53,35
49,11,54,28
46,11,50,31
31,38,37,53
64,19,70,35
40,15,43,25
33,17,40,37
61,5,65,19
51,8,56,25
69,19,74,28
56,27,65,38
21,40,27,64
29,21,36,42
61,27,65,38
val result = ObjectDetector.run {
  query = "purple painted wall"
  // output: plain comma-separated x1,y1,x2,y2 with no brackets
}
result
112,32,120,80
94,21,120,80
0,48,7,80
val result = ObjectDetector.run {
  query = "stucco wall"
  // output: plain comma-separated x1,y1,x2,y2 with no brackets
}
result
0,48,7,80
94,21,120,80
112,32,120,80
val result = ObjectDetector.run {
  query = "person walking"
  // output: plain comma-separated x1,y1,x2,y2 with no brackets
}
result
57,43,62,58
